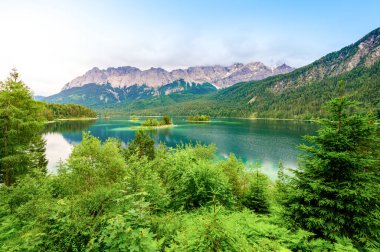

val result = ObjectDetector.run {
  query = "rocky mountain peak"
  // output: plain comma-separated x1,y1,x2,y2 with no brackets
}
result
88,67,101,73
62,62,294,90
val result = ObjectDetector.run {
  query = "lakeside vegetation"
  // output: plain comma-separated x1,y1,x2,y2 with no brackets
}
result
135,116,173,129
42,102,98,121
130,115,140,121
187,115,211,122
0,71,379,251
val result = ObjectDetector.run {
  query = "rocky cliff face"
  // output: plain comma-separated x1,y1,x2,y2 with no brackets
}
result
62,62,294,90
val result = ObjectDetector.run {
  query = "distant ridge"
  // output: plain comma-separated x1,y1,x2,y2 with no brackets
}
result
62,62,294,90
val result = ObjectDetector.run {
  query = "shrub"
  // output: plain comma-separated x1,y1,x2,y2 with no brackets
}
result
160,116,172,125
142,118,159,127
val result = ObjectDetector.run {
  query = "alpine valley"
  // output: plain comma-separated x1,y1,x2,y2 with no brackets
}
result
42,27,380,119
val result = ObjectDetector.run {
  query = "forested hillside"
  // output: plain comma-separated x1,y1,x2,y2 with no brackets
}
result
44,80,217,107
213,27,380,119
41,102,98,121
107,28,380,119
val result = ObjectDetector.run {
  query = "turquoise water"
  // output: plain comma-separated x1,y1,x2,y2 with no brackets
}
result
43,117,318,178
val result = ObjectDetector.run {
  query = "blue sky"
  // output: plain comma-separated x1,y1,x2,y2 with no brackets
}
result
0,0,379,95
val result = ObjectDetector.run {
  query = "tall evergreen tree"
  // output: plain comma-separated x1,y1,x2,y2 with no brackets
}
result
283,81,380,248
125,130,155,160
243,167,270,214
27,136,48,173
0,69,46,186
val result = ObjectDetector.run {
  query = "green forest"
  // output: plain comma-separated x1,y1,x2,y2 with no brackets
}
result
42,103,98,121
1,72,379,251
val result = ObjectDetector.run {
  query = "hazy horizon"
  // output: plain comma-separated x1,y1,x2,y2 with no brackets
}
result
1,0,379,96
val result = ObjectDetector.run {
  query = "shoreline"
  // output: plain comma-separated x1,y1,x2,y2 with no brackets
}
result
129,124,176,130
187,120,211,123
107,114,317,123
45,117,98,123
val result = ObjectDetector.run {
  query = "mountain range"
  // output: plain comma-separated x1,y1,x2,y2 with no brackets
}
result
42,63,293,105
42,27,380,119
63,62,293,90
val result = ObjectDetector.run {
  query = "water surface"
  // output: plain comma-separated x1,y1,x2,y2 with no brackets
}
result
44,118,318,178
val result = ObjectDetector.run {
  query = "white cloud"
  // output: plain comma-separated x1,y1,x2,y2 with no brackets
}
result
0,0,364,96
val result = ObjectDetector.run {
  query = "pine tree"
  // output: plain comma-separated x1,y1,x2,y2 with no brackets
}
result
283,81,380,247
243,167,270,214
160,116,172,125
27,136,48,173
275,161,290,206
125,130,155,160
0,69,46,186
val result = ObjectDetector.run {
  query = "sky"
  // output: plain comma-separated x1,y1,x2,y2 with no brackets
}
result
0,0,379,96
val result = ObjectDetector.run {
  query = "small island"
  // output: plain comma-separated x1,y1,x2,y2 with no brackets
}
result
130,115,140,121
103,112,111,119
132,116,174,130
187,115,211,122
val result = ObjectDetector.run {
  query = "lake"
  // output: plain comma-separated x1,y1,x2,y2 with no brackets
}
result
43,117,318,178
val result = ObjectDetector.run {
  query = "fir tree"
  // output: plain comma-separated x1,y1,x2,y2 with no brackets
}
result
160,115,172,125
243,167,270,214
283,81,380,248
0,69,46,186
27,136,48,173
125,130,155,160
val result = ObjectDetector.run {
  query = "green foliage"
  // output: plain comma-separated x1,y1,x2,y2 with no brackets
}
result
0,69,46,186
89,214,159,251
123,153,170,212
161,208,359,252
142,118,160,127
160,115,172,125
0,132,367,251
26,137,48,173
42,102,97,120
63,132,127,191
243,168,270,214
275,161,291,206
126,130,155,160
141,116,172,127
282,93,380,248
217,153,249,200
187,115,211,122
168,209,250,251
167,157,234,210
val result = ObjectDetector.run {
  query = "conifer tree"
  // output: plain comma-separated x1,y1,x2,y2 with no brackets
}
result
243,167,270,214
125,130,155,160
0,69,46,186
27,136,48,173
283,81,380,247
